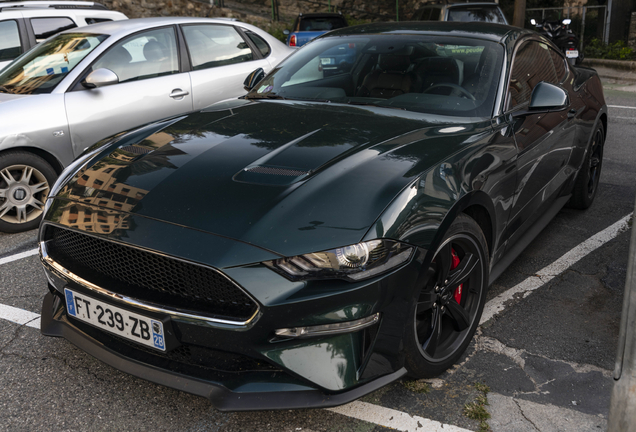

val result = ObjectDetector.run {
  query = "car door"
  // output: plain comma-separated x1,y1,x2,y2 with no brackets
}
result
64,26,193,155
181,23,271,111
504,40,576,249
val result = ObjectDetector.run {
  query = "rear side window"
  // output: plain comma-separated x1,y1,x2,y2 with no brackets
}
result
0,20,22,61
508,41,558,109
31,17,77,41
85,18,113,25
245,31,270,57
183,24,254,71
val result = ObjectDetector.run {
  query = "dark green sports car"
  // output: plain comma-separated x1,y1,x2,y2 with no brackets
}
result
39,22,607,410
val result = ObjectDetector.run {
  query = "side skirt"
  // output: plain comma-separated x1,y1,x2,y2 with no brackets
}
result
489,194,571,285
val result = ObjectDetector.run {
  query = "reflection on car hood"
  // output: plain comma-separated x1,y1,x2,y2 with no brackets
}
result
57,99,486,256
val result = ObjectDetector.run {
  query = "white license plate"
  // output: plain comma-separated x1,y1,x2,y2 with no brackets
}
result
320,57,334,65
566,49,579,58
64,288,166,351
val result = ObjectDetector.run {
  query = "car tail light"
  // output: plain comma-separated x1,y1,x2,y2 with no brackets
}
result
289,35,297,47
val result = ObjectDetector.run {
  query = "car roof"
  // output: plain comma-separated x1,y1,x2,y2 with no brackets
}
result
326,21,525,43
0,1,107,10
59,16,257,36
0,6,123,18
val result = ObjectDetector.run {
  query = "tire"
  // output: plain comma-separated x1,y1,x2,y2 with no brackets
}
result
0,151,57,233
404,213,489,378
569,123,604,210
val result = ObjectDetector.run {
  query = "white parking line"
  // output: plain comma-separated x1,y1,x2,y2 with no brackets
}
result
609,105,636,110
0,248,38,266
328,401,472,432
0,304,40,328
481,213,632,324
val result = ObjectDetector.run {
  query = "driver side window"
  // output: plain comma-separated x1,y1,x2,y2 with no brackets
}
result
508,41,558,110
91,27,179,84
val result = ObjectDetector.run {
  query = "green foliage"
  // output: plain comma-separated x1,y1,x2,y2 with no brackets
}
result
345,14,372,27
585,38,634,60
464,382,491,432
402,379,431,394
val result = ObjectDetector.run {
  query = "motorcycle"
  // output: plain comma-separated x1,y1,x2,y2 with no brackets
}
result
531,18,583,65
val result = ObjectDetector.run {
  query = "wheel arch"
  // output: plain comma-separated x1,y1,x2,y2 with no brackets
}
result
0,147,64,174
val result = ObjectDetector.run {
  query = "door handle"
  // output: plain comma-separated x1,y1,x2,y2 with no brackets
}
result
567,108,577,119
170,89,189,99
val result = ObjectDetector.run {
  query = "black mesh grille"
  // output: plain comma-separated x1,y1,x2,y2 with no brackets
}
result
45,225,258,321
246,166,309,177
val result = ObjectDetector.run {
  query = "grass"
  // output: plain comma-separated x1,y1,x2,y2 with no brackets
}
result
401,379,431,394
464,382,491,432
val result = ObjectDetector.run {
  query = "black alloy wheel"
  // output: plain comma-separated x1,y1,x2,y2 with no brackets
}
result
405,214,488,378
569,123,604,210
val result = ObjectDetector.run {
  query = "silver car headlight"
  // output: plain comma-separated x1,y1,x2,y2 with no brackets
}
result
264,239,414,282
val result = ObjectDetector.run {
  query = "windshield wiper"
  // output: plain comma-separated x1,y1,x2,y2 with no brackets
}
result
245,93,287,100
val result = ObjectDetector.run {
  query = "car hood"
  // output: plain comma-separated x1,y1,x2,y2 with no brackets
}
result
56,99,489,257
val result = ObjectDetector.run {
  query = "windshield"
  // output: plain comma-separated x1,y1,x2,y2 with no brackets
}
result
447,6,507,24
246,35,504,117
0,32,108,95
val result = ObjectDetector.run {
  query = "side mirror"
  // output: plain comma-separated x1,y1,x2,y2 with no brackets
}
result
243,68,265,91
283,29,290,35
81,68,119,89
562,18,571,25
530,19,536,26
529,82,569,111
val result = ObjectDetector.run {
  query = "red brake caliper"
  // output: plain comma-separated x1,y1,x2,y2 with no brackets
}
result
450,249,463,304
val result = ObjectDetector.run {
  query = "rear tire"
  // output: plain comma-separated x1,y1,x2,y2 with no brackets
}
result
404,214,489,378
569,123,604,210
0,151,56,233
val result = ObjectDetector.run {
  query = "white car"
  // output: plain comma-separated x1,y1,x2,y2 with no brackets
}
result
0,1,127,70
0,17,294,232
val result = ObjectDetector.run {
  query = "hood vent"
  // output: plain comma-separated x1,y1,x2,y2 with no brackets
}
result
120,145,153,155
245,166,309,177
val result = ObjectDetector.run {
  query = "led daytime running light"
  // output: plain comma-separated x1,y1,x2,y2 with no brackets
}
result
274,313,380,339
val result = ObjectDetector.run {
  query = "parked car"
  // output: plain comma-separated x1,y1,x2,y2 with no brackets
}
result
0,1,127,71
39,21,606,410
0,17,293,233
412,0,508,24
284,12,347,47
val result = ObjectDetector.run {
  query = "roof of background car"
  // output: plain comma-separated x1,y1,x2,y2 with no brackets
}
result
0,6,125,18
326,21,527,42
59,16,258,36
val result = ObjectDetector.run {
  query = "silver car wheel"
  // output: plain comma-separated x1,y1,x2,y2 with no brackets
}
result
0,164,50,224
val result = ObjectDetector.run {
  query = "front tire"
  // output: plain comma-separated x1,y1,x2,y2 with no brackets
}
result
0,151,56,233
404,214,489,378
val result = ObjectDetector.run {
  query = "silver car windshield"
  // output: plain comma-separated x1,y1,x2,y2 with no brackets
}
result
245,35,504,118
0,33,108,95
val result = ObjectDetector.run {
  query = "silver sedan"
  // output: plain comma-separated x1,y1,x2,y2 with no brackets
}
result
0,17,293,232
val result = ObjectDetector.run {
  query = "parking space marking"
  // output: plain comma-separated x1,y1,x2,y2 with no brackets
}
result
481,213,632,325
328,401,472,432
0,304,40,329
0,248,38,266
608,105,636,109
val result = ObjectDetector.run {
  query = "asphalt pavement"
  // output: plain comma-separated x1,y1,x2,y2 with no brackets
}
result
0,83,635,431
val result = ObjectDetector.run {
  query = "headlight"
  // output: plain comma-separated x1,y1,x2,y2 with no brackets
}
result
264,239,413,282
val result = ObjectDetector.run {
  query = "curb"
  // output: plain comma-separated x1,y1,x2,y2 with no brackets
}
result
582,58,636,84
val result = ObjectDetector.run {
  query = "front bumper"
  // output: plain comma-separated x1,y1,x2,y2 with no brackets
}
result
41,291,406,411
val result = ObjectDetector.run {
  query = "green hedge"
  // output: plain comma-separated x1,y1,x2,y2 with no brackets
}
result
585,38,635,61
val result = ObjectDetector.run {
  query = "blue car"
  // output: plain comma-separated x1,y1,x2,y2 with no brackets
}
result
284,13,347,47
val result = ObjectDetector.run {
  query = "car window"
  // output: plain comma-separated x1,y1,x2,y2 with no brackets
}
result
549,47,567,83
0,20,22,62
31,17,77,42
86,18,113,25
430,7,441,21
299,16,347,31
245,30,270,58
248,35,504,118
447,6,507,24
0,32,107,95
182,24,253,71
91,27,178,83
508,41,558,110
